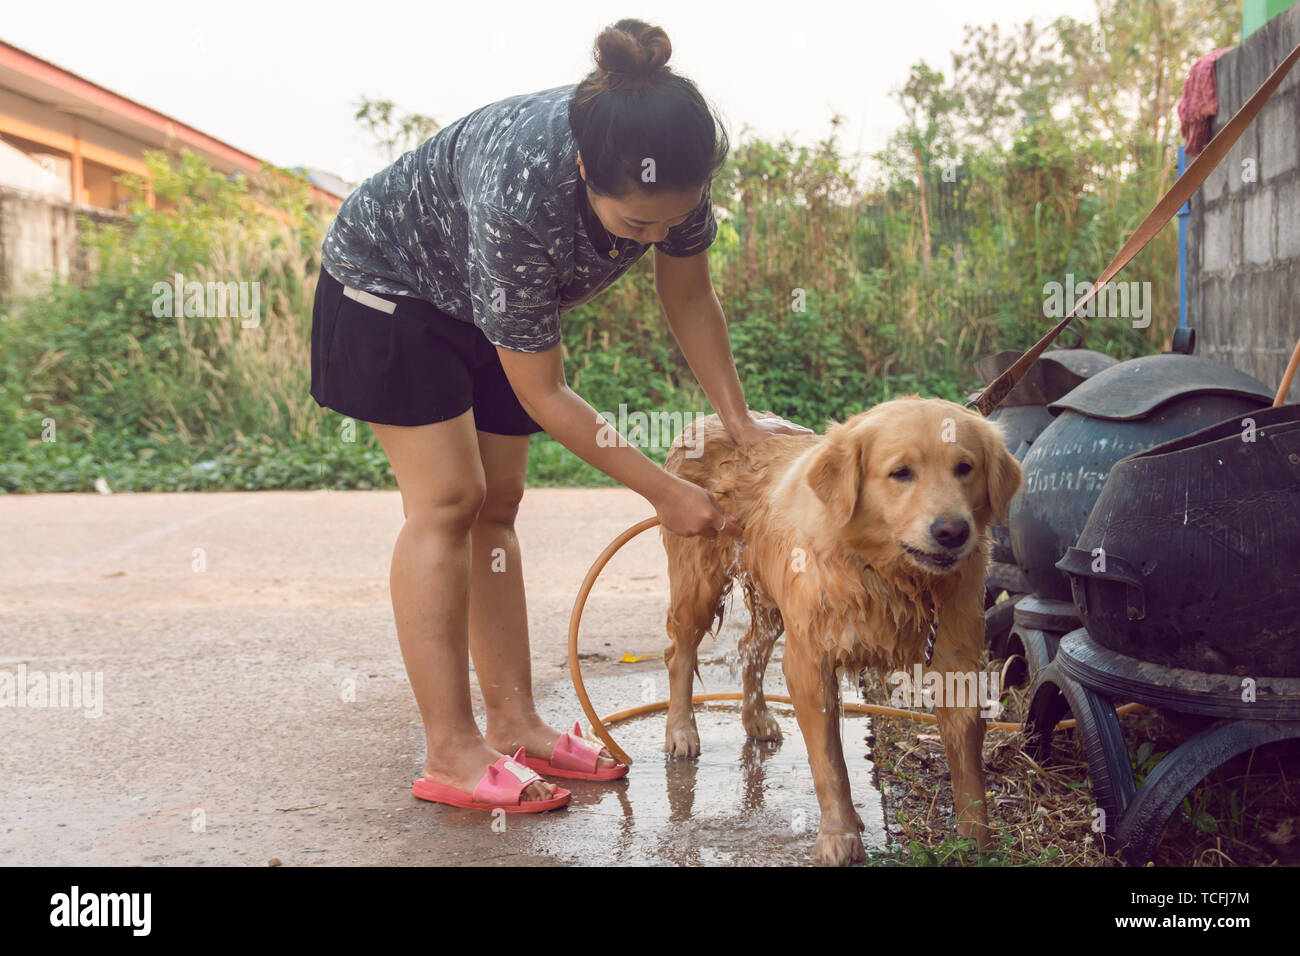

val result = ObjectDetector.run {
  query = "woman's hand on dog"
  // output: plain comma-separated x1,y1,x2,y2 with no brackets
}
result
725,411,814,445
655,478,745,540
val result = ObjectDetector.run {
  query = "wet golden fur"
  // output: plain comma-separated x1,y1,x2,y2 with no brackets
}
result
660,397,1022,865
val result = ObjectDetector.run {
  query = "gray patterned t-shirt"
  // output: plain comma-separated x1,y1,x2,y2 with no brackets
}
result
321,84,718,352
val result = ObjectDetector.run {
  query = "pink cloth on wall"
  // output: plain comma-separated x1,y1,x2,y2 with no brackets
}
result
1177,47,1233,156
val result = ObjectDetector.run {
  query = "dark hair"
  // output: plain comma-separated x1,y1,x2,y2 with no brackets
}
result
568,18,729,197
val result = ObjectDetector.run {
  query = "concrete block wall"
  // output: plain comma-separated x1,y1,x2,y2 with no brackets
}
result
1187,3,1300,402
0,187,121,303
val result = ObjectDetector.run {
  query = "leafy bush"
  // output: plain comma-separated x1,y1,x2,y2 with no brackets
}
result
0,0,1238,493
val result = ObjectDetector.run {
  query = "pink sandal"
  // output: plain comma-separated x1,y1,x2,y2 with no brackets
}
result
520,722,629,781
412,748,570,813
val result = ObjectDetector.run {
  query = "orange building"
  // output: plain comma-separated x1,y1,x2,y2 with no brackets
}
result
0,39,344,211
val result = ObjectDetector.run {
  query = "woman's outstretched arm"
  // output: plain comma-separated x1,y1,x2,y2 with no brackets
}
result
654,248,813,444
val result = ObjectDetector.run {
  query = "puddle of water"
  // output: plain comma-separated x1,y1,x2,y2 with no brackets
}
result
529,699,883,866
403,662,884,866
404,608,886,865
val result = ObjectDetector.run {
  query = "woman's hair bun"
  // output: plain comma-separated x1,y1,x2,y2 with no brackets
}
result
570,17,727,196
593,18,672,85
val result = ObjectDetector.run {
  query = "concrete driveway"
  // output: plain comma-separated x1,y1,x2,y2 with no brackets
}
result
0,489,872,866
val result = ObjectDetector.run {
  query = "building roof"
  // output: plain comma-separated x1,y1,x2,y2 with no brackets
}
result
0,38,347,203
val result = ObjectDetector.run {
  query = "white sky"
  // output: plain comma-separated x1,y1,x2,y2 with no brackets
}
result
3,0,1100,186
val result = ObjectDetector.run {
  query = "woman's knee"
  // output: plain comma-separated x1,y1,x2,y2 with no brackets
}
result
476,475,525,526
405,479,488,532
369,415,489,531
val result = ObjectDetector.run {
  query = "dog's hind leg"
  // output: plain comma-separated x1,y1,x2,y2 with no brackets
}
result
739,581,784,742
662,536,731,758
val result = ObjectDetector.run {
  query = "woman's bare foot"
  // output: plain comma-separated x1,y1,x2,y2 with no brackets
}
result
423,733,558,803
486,716,620,770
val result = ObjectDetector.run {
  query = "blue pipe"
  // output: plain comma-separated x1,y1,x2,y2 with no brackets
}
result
1177,145,1189,329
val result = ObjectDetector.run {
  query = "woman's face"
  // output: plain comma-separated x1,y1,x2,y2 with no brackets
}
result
578,155,702,245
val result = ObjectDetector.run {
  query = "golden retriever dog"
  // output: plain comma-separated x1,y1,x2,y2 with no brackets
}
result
660,397,1022,865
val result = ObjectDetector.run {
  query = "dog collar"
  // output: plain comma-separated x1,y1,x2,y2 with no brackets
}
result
924,602,940,667
857,599,942,701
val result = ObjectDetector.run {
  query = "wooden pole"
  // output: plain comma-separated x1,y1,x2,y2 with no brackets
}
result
71,116,83,205
1275,335,1300,406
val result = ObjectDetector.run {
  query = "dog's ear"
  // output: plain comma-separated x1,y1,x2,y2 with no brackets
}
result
806,421,868,526
978,420,1023,526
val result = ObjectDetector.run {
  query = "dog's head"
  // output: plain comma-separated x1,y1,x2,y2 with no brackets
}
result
805,397,1022,575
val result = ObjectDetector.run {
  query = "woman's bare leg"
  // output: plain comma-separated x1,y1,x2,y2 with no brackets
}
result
470,429,617,768
368,411,556,801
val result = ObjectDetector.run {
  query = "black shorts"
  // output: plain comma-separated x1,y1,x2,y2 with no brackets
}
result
309,266,544,434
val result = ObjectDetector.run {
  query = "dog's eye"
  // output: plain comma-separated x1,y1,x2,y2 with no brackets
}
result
889,466,914,481
955,461,973,477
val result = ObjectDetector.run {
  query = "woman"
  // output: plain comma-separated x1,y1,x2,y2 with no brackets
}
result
311,18,812,812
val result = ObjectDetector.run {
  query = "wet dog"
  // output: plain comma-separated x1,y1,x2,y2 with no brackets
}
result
660,397,1022,865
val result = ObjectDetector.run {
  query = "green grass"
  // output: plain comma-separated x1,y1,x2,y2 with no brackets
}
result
865,830,1063,867
0,429,672,494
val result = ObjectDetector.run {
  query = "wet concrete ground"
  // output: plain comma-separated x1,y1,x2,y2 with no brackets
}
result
0,489,884,866
419,665,883,867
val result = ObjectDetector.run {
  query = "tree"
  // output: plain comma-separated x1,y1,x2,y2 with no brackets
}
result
354,97,440,163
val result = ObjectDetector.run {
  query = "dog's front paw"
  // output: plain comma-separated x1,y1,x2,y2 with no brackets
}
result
742,708,783,742
813,829,865,867
664,721,701,757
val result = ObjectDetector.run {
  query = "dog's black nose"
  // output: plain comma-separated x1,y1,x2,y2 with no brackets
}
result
930,517,970,550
